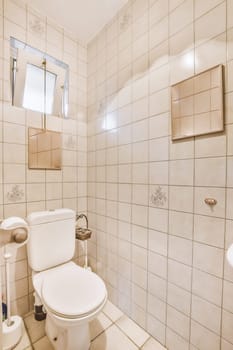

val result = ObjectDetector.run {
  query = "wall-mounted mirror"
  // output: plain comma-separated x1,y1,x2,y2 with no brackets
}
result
171,64,224,140
28,128,62,170
10,37,69,118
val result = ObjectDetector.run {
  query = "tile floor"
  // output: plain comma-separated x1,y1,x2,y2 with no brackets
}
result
14,300,166,350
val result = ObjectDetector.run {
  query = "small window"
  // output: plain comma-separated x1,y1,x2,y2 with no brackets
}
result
23,63,57,115
10,37,69,118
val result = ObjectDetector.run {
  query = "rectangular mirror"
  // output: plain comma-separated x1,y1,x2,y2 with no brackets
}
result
28,128,62,170
171,64,224,140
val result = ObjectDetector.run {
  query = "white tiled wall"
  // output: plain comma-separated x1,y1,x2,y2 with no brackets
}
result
87,0,233,349
0,0,87,315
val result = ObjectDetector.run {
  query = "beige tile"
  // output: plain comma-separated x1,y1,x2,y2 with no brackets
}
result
3,122,25,144
167,282,191,315
195,33,226,74
169,186,194,213
24,313,46,343
166,327,189,350
170,50,194,85
170,159,194,186
149,207,168,233
146,314,165,345
221,339,233,350
33,336,53,350
169,23,193,56
149,137,169,162
195,3,226,45
90,312,112,341
170,138,194,160
195,134,226,158
195,0,223,18
149,88,169,117
195,157,226,187
147,293,166,323
4,164,25,184
169,0,193,36
149,40,169,71
132,283,147,310
190,320,220,350
116,315,150,347
193,242,224,278
148,251,167,279
142,337,166,350
168,235,192,265
168,259,192,291
148,229,167,256
167,305,190,340
227,188,233,219
132,264,147,289
149,17,168,50
192,294,221,333
192,268,222,306
149,113,169,139
90,324,138,350
222,310,233,344
150,161,168,185
194,214,225,248
223,280,233,314
169,210,193,239
226,219,233,250
148,273,167,302
103,300,123,323
225,92,233,124
132,245,148,270
150,65,169,94
194,187,225,218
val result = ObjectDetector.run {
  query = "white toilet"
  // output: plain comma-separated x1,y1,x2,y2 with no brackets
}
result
26,208,107,350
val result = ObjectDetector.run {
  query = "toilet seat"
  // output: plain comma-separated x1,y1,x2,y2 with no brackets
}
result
33,262,107,320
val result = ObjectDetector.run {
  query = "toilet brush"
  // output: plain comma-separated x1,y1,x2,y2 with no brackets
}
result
2,251,23,350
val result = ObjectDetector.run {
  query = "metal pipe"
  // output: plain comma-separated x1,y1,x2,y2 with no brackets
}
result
4,252,13,327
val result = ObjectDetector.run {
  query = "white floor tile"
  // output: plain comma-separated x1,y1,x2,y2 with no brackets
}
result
90,324,138,350
142,337,167,350
90,312,112,340
103,300,124,322
24,313,46,343
116,315,150,347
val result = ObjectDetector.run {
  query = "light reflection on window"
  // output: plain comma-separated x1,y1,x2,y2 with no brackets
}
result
23,63,56,115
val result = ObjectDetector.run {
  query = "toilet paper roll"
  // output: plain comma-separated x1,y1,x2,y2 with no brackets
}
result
3,315,23,350
0,217,29,248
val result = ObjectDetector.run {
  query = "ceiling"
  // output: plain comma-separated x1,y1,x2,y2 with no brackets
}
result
27,0,129,44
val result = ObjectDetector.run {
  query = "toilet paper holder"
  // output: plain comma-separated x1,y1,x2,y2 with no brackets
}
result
0,217,29,247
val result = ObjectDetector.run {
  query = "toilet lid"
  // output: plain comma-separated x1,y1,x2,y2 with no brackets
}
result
41,264,107,318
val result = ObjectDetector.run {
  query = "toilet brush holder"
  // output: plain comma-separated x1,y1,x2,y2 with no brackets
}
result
3,315,23,350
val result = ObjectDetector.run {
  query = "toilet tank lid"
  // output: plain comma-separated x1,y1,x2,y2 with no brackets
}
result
27,208,75,225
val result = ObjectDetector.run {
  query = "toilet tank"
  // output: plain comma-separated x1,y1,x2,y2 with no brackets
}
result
27,209,75,272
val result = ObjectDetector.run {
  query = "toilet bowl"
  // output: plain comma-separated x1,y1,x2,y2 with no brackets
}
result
27,209,107,350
